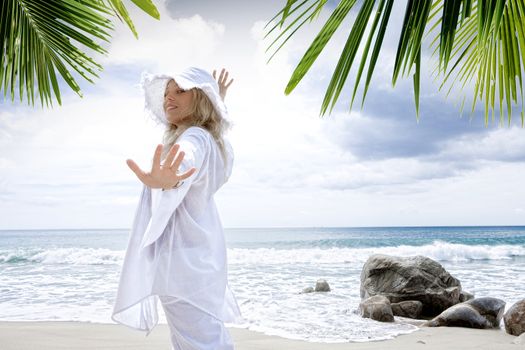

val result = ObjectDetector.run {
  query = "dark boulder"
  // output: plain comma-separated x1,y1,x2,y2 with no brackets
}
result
359,295,394,322
315,279,330,292
391,300,423,319
459,291,475,302
360,254,462,317
504,299,525,336
424,297,505,329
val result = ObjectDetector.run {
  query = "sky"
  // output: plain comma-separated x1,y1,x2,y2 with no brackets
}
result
1,0,524,229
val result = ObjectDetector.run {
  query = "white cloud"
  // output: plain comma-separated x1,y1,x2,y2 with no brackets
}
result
102,2,225,72
439,127,525,162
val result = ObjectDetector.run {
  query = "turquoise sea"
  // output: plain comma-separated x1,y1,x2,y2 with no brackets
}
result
1,226,524,342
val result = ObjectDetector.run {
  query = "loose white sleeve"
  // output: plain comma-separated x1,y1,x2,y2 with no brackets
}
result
139,129,207,250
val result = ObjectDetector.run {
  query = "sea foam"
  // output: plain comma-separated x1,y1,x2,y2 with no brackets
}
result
1,241,523,266
227,241,525,265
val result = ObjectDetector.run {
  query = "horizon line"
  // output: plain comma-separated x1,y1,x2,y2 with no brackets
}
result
1,224,525,231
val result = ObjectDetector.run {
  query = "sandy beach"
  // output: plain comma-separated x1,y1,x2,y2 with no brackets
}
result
0,321,522,350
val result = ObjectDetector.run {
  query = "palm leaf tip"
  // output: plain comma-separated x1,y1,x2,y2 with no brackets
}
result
130,0,160,20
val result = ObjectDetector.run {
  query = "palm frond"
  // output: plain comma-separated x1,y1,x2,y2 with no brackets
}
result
439,0,465,71
105,0,138,38
267,0,524,125
102,0,160,38
285,0,359,95
1,0,160,107
265,0,327,63
432,0,525,125
357,0,394,110
1,0,114,107
392,0,433,118
321,0,377,115
129,0,159,20
265,0,329,64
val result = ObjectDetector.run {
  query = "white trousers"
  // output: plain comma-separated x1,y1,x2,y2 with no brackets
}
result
159,295,235,350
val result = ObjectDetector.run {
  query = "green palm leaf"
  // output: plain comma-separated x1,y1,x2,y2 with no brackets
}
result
321,0,377,115
432,0,525,125
104,0,160,38
353,0,394,110
1,0,159,107
392,0,433,118
265,0,329,63
267,0,525,124
282,0,359,95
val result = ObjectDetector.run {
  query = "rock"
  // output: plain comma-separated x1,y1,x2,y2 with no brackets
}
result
359,295,394,322
459,291,475,302
424,297,505,329
301,287,314,294
504,299,525,336
360,254,462,317
315,279,330,292
466,297,506,327
391,300,423,319
424,304,490,328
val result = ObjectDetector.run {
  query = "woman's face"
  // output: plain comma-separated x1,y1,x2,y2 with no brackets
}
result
163,79,194,125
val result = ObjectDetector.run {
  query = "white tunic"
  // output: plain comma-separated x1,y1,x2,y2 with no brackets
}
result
112,126,243,335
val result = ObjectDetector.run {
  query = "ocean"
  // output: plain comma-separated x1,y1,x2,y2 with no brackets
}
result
1,226,524,342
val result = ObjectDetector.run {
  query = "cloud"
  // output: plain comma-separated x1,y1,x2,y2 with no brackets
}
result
437,127,525,163
103,2,225,72
0,74,163,208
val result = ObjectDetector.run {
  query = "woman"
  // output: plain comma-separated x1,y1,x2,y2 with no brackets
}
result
112,67,243,350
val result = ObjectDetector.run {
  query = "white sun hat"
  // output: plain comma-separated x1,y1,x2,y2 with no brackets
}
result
140,67,229,126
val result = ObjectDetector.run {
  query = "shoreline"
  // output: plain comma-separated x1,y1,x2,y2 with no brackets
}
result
0,321,521,349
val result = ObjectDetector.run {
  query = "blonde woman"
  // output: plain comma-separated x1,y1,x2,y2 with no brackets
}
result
112,67,242,349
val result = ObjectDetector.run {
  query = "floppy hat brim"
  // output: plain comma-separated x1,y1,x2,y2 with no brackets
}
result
141,68,229,126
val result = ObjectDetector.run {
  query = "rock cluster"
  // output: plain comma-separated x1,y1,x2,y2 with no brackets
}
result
301,279,331,293
358,254,525,338
424,297,505,329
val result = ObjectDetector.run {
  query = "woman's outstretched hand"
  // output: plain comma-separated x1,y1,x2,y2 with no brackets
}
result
213,68,234,101
126,144,196,190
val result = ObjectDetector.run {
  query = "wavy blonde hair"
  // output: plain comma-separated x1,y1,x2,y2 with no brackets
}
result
161,83,231,162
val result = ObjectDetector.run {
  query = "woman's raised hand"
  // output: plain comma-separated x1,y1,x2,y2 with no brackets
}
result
126,144,196,190
213,68,234,101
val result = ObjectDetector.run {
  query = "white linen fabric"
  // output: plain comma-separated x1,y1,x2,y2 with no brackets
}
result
159,295,235,350
112,126,243,336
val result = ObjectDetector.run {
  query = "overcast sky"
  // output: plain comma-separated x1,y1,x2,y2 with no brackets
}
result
1,0,524,230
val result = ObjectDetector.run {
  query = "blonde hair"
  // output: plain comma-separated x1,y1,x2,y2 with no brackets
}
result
161,85,231,162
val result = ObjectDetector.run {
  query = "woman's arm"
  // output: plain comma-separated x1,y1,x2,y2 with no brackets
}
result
132,128,209,249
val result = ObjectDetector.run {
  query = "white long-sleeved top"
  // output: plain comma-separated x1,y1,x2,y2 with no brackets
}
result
112,126,243,335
